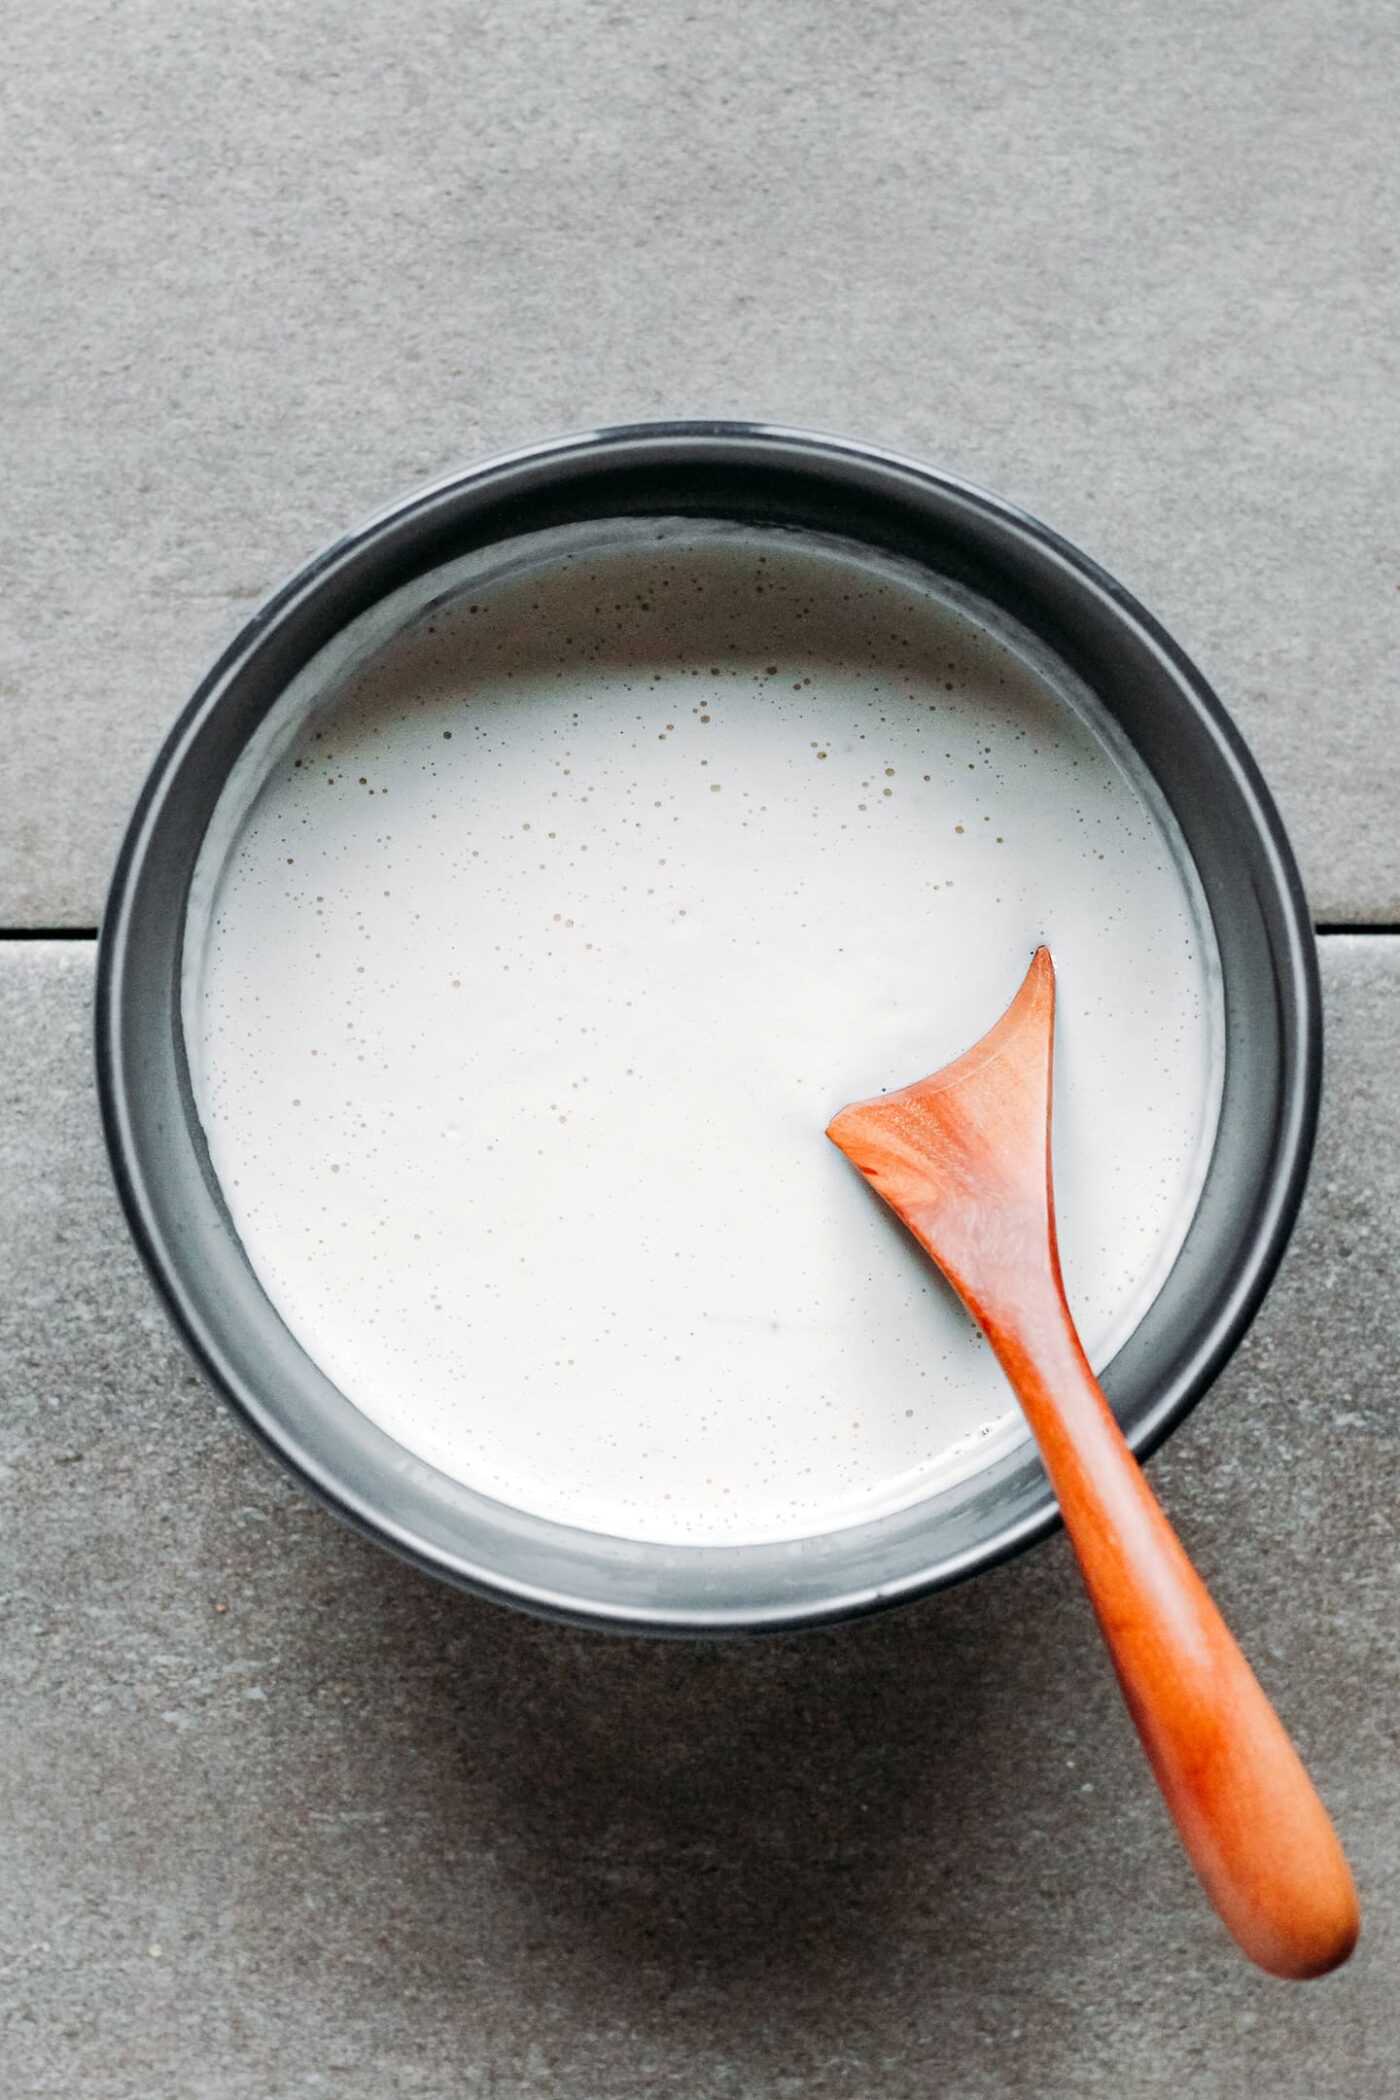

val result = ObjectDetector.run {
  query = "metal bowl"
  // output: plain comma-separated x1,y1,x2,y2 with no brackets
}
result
96,423,1320,1632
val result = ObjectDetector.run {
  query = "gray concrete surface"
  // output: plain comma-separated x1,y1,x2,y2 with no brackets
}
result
1,937,1396,2097
2,0,1398,928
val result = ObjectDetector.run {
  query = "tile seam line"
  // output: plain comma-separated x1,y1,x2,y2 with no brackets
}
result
2,926,1400,942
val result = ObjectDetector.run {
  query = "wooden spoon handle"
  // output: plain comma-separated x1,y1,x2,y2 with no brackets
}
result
988,1293,1358,1979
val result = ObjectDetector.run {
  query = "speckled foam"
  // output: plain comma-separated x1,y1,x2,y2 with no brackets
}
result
186,523,1219,1543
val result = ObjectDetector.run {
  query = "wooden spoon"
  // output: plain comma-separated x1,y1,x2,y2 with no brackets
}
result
827,946,1358,1978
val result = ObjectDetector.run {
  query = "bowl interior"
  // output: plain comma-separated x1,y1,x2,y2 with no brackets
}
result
98,427,1319,1630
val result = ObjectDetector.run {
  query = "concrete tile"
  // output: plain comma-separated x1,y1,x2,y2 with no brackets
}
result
0,933,1396,2095
1,2,1398,928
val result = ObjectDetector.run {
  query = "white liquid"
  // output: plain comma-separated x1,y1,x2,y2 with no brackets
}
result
186,522,1221,1546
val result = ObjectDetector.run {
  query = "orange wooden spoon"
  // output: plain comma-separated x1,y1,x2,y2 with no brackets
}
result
827,946,1358,1978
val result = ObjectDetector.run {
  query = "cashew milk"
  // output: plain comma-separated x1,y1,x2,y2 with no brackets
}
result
185,522,1221,1544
